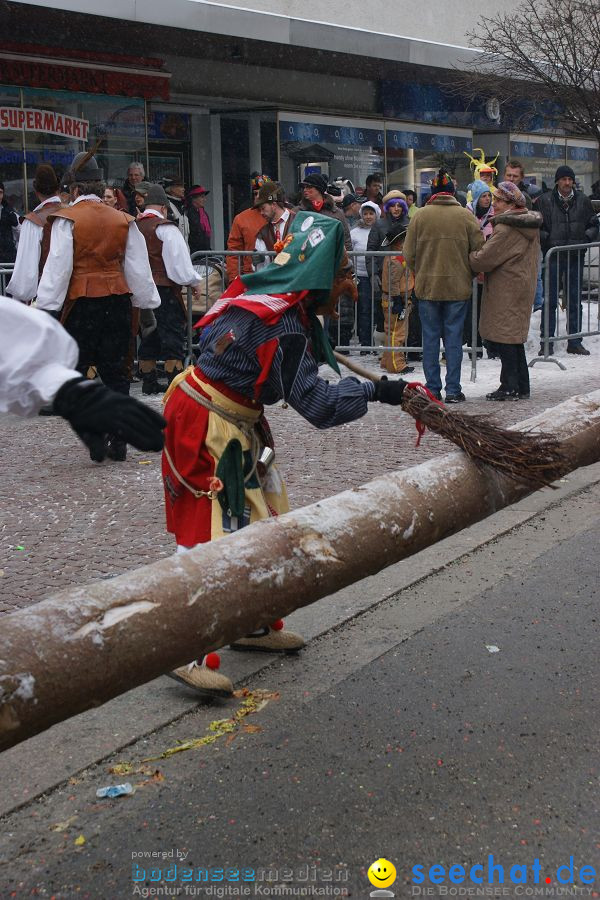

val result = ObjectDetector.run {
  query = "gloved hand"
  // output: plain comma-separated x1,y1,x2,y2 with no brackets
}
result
139,308,157,338
374,376,407,406
391,295,405,316
53,377,166,461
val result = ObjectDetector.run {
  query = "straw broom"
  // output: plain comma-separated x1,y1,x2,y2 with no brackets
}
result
333,351,571,489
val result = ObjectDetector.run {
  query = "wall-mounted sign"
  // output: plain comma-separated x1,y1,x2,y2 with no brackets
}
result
0,107,89,140
0,57,169,101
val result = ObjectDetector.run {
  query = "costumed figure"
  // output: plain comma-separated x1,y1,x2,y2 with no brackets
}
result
380,221,415,374
6,164,62,303
35,151,161,461
161,211,408,697
464,149,499,202
253,181,296,269
136,184,202,393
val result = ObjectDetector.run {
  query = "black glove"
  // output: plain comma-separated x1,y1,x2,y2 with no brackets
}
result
374,376,407,406
53,377,166,461
139,308,157,338
391,295,405,316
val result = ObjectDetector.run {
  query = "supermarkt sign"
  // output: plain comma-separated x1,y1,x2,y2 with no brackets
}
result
0,107,89,140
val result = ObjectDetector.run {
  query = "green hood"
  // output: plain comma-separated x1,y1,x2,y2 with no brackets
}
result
240,211,345,298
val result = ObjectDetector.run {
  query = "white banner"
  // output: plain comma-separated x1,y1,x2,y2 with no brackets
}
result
0,107,89,140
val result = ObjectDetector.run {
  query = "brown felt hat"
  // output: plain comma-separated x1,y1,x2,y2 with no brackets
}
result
253,181,285,207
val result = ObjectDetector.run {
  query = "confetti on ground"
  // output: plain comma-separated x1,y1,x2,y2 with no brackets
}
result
74,835,86,846
50,816,78,833
108,763,157,777
485,645,501,653
0,569,4,577
134,770,165,789
142,689,279,762
15,545,25,551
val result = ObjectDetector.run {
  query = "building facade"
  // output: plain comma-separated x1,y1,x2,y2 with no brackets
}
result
1,0,598,247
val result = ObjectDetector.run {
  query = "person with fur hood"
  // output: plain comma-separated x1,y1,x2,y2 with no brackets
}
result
350,200,380,350
464,180,495,356
469,181,543,401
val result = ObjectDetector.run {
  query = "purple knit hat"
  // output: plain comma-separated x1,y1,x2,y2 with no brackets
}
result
383,197,409,216
495,181,526,207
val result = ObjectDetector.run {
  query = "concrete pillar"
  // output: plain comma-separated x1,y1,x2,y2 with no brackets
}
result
248,113,263,177
190,112,224,249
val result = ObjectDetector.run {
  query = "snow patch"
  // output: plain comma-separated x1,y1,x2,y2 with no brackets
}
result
0,672,36,705
403,511,418,540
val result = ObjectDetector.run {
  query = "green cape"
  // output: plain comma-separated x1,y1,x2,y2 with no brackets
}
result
241,211,345,297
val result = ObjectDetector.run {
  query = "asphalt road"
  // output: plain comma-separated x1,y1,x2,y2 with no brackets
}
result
1,479,599,899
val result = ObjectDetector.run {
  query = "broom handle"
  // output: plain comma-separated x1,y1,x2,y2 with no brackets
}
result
333,351,383,383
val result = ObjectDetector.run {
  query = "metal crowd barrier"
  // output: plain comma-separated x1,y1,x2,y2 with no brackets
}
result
0,264,14,296
531,241,600,371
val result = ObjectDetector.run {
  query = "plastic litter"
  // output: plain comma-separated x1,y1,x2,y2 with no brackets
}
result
96,782,134,799
485,645,501,654
74,834,86,846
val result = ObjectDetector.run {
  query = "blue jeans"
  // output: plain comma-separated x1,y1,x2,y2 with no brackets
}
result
419,299,469,395
357,276,373,346
540,250,585,347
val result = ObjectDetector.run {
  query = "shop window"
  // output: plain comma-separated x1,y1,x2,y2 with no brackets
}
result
0,86,147,213
386,127,473,204
278,114,385,202
0,86,26,213
509,138,566,193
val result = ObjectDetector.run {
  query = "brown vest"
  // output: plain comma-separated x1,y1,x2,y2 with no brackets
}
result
136,215,178,287
256,210,295,251
50,201,133,301
25,201,63,276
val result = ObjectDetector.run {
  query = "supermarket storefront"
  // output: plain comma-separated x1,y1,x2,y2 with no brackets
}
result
0,45,190,214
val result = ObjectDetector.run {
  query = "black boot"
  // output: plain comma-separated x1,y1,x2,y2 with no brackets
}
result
142,370,167,395
106,436,127,461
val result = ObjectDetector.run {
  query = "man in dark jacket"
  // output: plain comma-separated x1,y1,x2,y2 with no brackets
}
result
536,165,599,355
121,162,145,217
295,174,352,250
295,174,354,349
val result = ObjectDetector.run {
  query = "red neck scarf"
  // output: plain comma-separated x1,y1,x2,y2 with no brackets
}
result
311,198,325,212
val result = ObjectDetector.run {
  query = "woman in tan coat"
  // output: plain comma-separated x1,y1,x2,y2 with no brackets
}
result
469,181,542,400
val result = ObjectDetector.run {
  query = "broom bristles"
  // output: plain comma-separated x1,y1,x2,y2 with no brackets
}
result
401,387,571,488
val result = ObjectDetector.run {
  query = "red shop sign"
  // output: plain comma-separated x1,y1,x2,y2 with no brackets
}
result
0,56,170,101
0,106,90,139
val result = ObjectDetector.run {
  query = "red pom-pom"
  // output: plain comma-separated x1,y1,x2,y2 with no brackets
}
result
271,619,284,631
204,652,221,670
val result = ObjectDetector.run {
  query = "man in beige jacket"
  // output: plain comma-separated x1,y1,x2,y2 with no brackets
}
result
404,169,483,402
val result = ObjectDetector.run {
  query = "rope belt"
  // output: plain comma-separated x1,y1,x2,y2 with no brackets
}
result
165,374,262,498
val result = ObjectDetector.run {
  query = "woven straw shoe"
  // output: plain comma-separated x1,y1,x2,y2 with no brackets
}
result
169,654,233,698
230,620,305,653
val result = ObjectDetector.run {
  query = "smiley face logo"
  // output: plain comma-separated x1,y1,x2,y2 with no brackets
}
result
368,859,397,889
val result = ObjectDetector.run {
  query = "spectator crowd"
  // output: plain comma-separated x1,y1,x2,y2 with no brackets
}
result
2,156,599,408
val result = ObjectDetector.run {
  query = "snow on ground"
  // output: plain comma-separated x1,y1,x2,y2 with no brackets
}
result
323,304,600,399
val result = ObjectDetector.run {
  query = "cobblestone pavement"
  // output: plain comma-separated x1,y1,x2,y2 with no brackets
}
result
1,346,598,615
